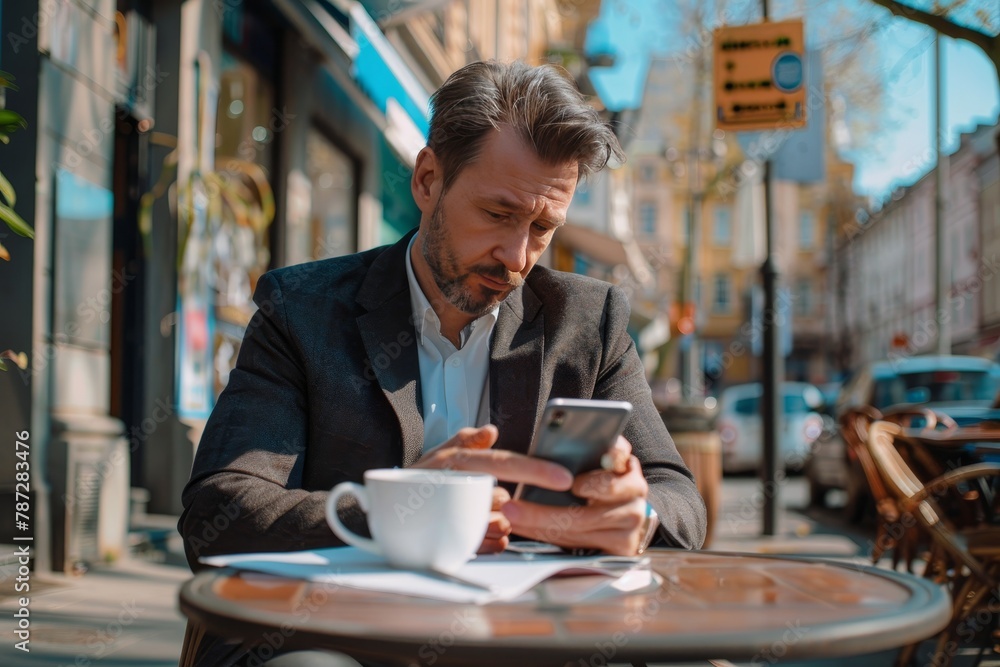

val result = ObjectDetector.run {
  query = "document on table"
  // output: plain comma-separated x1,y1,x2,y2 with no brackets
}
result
200,547,659,605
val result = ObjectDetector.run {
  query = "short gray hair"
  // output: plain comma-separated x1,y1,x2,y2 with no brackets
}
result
427,60,625,190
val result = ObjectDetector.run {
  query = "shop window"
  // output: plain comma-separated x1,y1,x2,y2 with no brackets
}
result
713,206,731,246
639,202,657,236
799,210,815,250
712,274,731,314
210,47,277,400
307,127,356,260
216,50,276,172
795,279,813,316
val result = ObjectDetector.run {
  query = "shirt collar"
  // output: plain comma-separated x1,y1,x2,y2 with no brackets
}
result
405,233,500,348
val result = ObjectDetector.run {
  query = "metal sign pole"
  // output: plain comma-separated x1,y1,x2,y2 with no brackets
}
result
759,0,781,537
934,33,950,356
761,159,781,536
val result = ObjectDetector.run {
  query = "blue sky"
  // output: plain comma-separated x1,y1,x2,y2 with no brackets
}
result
586,0,1000,200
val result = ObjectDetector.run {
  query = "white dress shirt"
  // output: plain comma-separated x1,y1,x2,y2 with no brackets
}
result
405,234,499,450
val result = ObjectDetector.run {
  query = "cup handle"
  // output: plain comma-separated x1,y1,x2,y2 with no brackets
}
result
325,482,381,557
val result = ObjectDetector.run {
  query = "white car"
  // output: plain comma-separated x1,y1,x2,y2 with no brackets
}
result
716,382,825,474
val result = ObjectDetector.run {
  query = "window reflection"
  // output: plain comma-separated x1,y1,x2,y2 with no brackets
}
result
216,49,275,171
306,128,356,260
211,48,276,400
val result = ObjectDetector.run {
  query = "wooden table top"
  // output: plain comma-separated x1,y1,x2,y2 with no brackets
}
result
179,549,950,666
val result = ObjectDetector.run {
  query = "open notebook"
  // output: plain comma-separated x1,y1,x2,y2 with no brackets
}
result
200,547,659,605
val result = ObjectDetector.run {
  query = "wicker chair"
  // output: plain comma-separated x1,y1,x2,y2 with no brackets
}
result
840,406,925,572
866,420,1000,667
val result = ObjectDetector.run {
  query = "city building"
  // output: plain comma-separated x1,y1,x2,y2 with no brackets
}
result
623,55,848,396
838,121,1000,369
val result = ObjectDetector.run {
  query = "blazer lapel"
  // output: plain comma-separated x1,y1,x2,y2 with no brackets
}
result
490,283,544,456
356,231,424,467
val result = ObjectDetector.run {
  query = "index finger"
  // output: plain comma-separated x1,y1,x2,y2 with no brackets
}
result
423,425,499,455
434,448,573,490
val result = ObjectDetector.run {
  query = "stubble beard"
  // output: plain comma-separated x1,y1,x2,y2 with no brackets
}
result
421,200,523,317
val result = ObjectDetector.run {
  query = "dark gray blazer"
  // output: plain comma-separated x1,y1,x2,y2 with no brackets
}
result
179,231,707,570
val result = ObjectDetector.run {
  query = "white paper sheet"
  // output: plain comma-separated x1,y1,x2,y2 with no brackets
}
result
200,547,654,605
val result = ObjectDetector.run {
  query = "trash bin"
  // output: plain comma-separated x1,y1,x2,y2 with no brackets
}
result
660,402,721,548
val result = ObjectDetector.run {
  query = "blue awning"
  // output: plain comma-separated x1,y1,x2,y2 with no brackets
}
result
348,3,429,135
273,0,430,162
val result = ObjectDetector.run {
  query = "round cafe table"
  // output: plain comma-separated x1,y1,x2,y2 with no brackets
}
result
178,549,950,666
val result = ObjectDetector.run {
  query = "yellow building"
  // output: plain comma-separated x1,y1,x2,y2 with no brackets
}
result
626,57,856,393
381,0,577,81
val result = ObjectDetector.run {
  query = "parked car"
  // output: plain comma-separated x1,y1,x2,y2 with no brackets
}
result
716,382,825,474
805,355,1000,512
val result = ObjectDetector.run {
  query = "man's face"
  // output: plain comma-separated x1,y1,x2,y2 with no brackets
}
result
414,127,578,318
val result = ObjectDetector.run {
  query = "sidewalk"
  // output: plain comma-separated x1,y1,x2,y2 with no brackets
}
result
0,521,190,667
708,475,864,559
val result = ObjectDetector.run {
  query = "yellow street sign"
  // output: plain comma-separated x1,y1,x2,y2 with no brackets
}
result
713,19,807,132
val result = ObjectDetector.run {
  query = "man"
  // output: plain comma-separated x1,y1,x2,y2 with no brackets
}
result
180,60,706,667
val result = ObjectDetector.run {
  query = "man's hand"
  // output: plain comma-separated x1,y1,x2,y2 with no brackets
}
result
411,425,573,553
500,437,650,556
479,486,512,554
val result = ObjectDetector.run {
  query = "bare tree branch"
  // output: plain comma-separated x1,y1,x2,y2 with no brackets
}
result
867,0,1000,77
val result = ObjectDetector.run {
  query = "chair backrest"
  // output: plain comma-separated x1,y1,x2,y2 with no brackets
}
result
866,421,941,526
841,407,893,506
867,419,999,586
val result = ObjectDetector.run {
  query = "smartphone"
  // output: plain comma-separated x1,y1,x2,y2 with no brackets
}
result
513,398,633,507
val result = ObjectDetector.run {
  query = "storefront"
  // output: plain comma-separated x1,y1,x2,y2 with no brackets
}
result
162,0,430,514
0,0,431,571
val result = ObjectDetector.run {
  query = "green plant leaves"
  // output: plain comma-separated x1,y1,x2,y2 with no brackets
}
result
0,71,19,91
0,169,16,207
0,109,27,144
0,202,32,239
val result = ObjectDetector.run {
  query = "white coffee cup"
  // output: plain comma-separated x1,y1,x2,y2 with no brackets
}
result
325,468,496,574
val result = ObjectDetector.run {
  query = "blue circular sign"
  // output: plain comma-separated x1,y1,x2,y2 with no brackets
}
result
772,52,803,93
